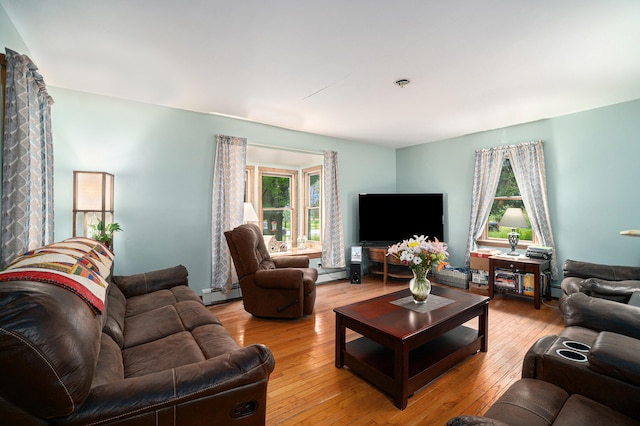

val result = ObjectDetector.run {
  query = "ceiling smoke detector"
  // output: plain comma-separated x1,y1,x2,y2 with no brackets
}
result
395,79,410,88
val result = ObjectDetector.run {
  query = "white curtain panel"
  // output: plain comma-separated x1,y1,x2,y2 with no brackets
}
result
211,135,246,292
1,49,54,267
322,150,346,268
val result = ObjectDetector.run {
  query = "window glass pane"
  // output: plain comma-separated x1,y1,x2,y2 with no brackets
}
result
309,174,320,208
307,208,320,241
495,159,519,197
262,175,291,208
488,199,533,241
488,159,532,241
263,210,292,242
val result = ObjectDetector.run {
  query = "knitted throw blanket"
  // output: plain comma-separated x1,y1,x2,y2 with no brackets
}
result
0,237,114,314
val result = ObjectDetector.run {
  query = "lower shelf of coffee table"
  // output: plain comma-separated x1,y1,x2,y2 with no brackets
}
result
344,325,481,397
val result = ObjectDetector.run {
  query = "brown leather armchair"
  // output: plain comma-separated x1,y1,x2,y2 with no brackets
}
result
224,223,318,319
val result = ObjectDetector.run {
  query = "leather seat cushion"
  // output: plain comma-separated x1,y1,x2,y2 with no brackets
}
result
484,379,568,426
123,331,206,377
125,285,200,317
554,394,639,425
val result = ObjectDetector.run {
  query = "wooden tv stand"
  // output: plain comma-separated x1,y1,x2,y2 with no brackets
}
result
365,247,411,283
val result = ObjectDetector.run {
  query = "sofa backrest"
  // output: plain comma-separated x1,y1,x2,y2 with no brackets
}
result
0,280,102,419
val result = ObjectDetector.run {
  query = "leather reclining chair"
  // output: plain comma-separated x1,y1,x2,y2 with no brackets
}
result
224,223,318,319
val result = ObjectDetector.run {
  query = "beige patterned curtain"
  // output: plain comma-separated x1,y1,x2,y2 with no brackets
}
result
464,147,506,266
211,135,246,292
322,150,345,268
507,141,558,278
1,49,54,267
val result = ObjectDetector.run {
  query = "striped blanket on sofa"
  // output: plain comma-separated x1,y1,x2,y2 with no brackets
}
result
0,237,114,314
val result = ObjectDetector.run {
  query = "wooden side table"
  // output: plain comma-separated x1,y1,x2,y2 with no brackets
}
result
488,255,551,309
365,247,411,283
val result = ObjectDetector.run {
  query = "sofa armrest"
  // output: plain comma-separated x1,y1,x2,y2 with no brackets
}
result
561,292,640,340
589,331,640,387
563,259,640,281
255,268,304,289
64,344,275,425
522,334,558,379
446,416,510,426
112,265,188,297
273,255,310,268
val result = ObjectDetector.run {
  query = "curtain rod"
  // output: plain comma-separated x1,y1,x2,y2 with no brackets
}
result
248,143,323,156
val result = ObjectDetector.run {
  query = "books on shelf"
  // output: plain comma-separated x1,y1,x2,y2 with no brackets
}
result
493,268,551,298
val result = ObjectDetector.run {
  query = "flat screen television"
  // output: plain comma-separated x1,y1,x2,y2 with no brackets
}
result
358,193,444,245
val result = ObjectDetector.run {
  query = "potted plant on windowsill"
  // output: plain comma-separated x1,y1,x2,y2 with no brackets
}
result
89,218,122,250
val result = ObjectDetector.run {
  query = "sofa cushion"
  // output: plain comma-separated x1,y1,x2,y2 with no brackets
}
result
124,285,201,317
561,292,640,340
92,333,125,388
192,323,244,359
589,331,640,387
112,265,188,298
579,278,640,302
553,394,639,426
484,378,569,426
123,305,186,349
122,331,207,377
102,283,126,348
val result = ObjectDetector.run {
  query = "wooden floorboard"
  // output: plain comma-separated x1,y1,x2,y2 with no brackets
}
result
208,275,564,425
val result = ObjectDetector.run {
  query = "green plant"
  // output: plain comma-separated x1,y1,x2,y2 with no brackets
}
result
89,218,123,248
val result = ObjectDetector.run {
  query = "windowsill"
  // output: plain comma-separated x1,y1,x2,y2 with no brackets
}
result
476,239,537,250
270,247,322,259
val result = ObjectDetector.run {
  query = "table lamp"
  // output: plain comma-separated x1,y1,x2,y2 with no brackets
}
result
499,208,529,256
243,202,259,224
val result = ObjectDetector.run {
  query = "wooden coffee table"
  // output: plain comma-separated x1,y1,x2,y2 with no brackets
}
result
334,285,489,409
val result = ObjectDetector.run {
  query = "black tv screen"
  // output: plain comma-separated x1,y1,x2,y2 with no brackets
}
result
358,193,444,245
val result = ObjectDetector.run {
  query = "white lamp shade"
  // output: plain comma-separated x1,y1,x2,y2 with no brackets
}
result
243,203,259,222
499,208,529,229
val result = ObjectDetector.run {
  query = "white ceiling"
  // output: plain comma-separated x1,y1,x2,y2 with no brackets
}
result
3,0,640,148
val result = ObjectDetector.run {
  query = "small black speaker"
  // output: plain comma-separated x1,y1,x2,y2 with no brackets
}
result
350,263,361,284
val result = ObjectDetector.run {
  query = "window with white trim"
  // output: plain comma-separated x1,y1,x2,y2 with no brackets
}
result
479,158,539,247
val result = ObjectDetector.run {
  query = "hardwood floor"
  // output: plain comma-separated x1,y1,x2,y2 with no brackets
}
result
208,275,564,425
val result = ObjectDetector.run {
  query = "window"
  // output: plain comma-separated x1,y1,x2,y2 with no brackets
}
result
303,166,322,246
258,167,298,245
480,158,538,247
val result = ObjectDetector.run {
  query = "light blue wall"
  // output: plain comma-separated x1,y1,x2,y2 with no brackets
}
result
0,4,30,55
397,99,640,274
49,88,397,294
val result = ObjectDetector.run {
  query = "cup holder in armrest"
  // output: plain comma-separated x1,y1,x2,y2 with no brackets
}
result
562,340,590,352
556,348,588,362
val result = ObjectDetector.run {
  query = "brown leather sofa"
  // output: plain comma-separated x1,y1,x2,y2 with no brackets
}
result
224,223,318,319
446,328,640,425
447,259,640,425
0,239,275,425
560,259,640,303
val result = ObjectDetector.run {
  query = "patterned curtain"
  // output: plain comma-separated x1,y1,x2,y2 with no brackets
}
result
211,135,246,292
464,147,506,266
507,141,558,278
1,49,54,267
464,141,557,279
322,150,346,268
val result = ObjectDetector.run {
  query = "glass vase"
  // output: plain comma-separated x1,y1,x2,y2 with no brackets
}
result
409,268,431,304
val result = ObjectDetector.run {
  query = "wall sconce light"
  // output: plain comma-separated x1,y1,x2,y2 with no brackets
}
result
243,202,259,224
499,207,529,256
73,171,114,238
